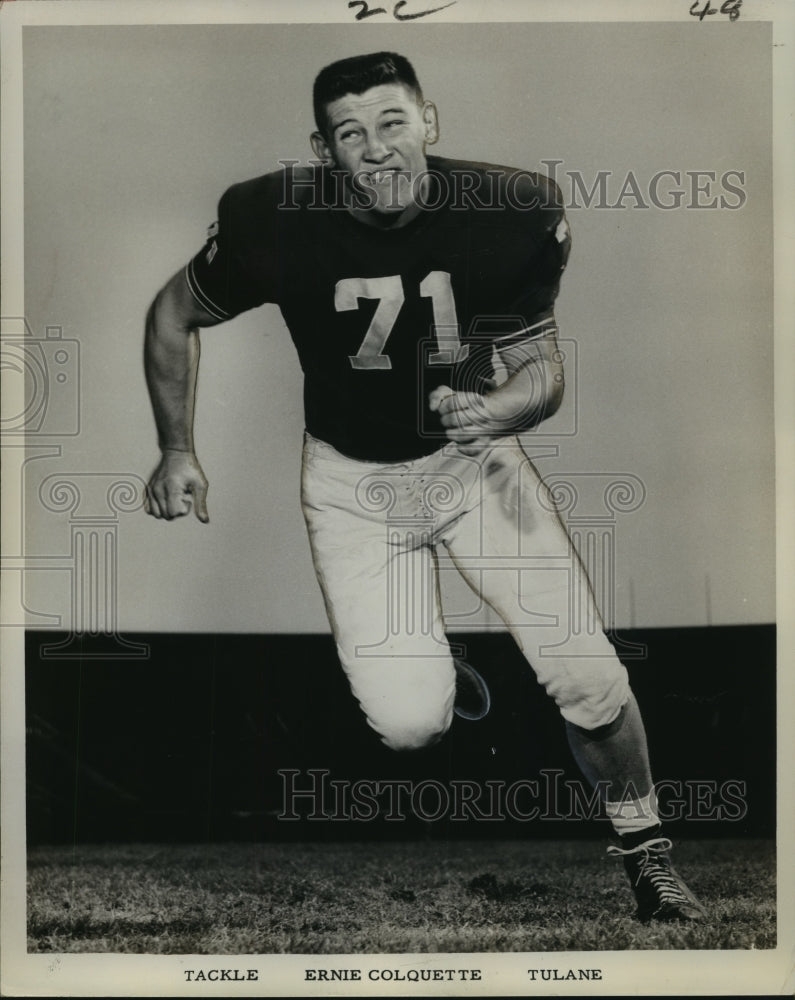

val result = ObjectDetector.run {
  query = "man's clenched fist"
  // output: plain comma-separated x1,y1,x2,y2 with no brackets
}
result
145,449,209,522
429,384,495,456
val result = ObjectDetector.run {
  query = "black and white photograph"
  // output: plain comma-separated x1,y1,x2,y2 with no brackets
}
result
1,0,793,996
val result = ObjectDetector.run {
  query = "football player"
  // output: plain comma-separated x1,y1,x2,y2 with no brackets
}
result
144,51,705,923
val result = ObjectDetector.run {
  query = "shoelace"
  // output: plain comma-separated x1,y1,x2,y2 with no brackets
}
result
606,837,691,902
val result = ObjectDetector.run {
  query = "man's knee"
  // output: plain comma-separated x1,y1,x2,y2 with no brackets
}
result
554,663,630,731
372,706,453,753
342,652,457,752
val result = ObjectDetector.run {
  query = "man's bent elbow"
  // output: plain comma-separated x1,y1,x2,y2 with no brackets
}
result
535,372,564,425
547,375,564,415
146,282,173,340
148,274,187,333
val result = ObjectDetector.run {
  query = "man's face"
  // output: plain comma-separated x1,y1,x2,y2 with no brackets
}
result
312,83,438,225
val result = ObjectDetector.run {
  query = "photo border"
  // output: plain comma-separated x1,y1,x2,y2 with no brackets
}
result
2,0,793,996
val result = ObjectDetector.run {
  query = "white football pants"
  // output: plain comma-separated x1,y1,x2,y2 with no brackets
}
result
301,432,628,751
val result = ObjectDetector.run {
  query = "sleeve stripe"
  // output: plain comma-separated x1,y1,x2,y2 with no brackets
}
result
494,316,558,347
185,260,231,322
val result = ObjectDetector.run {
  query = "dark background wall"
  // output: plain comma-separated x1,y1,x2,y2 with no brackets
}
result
26,626,775,845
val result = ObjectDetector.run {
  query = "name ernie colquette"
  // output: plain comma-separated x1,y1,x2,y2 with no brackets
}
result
182,966,604,984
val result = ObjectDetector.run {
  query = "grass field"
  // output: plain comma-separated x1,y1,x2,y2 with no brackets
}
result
27,838,775,954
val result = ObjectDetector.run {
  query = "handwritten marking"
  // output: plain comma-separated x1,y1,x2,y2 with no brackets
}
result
348,0,457,21
349,1,387,18
689,0,742,21
393,1,458,20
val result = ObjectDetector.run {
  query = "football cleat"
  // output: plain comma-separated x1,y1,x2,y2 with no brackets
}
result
453,658,491,721
607,835,707,923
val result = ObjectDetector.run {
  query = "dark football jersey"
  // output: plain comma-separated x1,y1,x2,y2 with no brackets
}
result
186,155,571,462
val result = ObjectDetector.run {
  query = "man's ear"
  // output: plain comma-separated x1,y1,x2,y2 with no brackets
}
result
422,101,439,145
310,131,333,163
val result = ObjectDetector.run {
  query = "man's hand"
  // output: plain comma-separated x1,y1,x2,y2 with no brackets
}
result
145,449,209,522
429,385,500,456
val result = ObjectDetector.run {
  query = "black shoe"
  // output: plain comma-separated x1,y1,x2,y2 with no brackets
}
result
607,834,707,923
453,658,491,721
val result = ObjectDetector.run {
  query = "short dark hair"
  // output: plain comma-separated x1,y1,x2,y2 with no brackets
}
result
313,52,423,136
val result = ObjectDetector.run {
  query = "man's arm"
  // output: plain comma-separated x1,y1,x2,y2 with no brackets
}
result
430,328,564,456
144,269,224,521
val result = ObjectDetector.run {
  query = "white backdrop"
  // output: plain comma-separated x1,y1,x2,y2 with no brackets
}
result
20,20,774,632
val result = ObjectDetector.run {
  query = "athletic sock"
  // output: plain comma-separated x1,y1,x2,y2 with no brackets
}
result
564,691,659,837
604,794,660,838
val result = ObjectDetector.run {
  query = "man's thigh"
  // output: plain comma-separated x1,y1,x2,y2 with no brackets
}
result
301,436,456,749
441,439,628,728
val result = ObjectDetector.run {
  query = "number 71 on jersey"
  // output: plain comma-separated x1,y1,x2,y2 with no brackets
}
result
335,270,470,370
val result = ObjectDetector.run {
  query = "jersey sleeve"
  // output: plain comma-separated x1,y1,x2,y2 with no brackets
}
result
185,182,276,321
502,169,571,335
495,211,571,350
